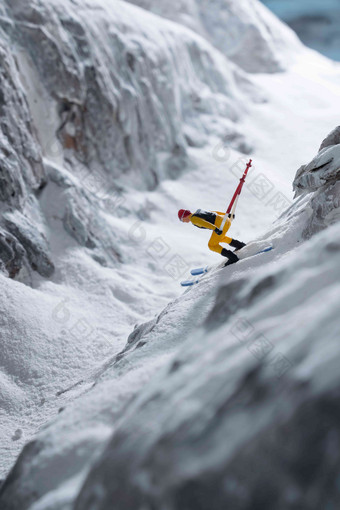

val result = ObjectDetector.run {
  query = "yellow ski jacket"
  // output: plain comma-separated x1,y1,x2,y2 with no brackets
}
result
190,209,233,254
190,209,231,231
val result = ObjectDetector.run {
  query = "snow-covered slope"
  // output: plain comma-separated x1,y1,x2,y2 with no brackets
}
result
0,0,340,507
261,0,340,61
0,0,262,480
126,0,302,73
1,128,340,510
75,230,340,510
0,0,265,281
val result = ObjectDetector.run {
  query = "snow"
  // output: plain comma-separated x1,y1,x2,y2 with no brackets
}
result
73,236,340,507
0,0,340,508
125,0,302,72
69,160,340,508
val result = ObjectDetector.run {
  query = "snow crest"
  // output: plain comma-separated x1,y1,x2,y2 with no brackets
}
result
126,0,301,73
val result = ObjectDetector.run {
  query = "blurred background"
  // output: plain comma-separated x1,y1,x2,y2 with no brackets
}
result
261,0,340,60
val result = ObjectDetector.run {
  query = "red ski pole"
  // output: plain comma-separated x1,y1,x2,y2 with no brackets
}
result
221,159,252,229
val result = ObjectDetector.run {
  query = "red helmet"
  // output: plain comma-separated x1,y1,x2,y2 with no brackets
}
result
178,209,191,221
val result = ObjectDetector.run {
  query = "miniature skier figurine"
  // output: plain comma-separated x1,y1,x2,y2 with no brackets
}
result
178,209,246,265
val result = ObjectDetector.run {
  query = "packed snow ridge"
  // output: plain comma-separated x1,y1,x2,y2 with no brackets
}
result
0,0,340,508
2,125,340,509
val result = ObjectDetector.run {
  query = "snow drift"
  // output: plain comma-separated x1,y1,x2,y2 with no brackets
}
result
1,128,340,509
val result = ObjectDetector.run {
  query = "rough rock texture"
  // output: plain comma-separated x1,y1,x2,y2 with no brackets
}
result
3,0,253,190
0,228,25,278
320,125,340,151
126,0,301,73
0,41,45,200
0,25,49,278
294,146,340,194
293,134,340,238
3,211,54,277
0,0,258,280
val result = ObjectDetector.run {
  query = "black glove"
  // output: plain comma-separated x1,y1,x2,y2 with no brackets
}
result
214,227,223,235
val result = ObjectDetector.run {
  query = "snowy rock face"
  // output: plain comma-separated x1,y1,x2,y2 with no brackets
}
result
0,33,49,278
320,125,340,151
3,0,251,189
0,0,257,279
293,126,340,238
126,0,301,72
70,130,340,510
1,128,340,510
